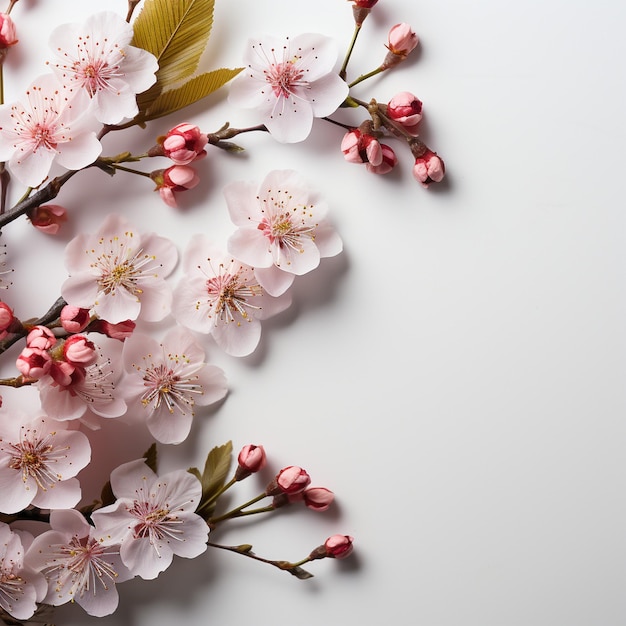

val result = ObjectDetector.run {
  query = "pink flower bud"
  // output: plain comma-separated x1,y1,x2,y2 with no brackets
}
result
265,465,311,496
387,23,419,57
302,487,335,511
0,302,14,339
26,325,56,350
60,306,91,333
366,144,397,174
387,91,423,135
412,149,445,187
27,204,67,235
161,123,208,165
152,165,200,208
16,347,51,379
324,534,354,559
236,444,267,480
0,14,18,50
341,129,383,166
351,0,378,6
62,335,98,366
89,318,136,340
48,359,77,387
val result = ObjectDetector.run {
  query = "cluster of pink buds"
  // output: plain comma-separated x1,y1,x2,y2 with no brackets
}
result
341,123,398,175
264,465,336,512
16,325,97,385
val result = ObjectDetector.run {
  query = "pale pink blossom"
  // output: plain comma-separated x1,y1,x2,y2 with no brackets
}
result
160,123,207,165
48,11,158,124
225,170,343,296
37,338,127,422
266,465,311,496
0,414,91,514
26,509,132,617
229,33,348,143
28,203,68,235
120,326,228,445
412,149,445,187
0,524,46,620
0,74,102,188
91,459,209,580
152,165,200,208
62,213,177,324
172,236,291,357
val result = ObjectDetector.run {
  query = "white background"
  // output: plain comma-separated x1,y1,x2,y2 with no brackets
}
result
2,0,625,625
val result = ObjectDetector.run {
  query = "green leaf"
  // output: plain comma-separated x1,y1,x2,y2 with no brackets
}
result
201,441,233,498
132,0,215,90
143,68,243,122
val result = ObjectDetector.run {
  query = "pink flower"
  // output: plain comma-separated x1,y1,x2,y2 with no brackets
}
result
0,13,18,50
302,486,335,511
172,236,291,357
386,91,423,135
60,305,91,333
366,143,397,174
0,74,102,188
225,170,343,296
16,347,52,379
152,164,200,208
0,413,91,514
0,302,14,339
26,325,56,350
160,123,208,165
266,466,311,496
62,334,98,366
89,318,136,340
62,213,177,324
26,509,132,617
386,23,419,58
0,524,46,620
323,534,354,559
229,33,348,143
341,128,383,166
27,204,67,235
412,149,445,187
91,459,209,580
120,326,228,445
236,444,267,480
48,11,158,124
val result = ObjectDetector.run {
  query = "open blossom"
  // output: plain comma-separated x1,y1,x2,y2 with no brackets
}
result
172,236,291,357
91,459,209,580
26,509,132,617
225,170,343,296
0,414,90,514
61,213,177,324
0,74,102,188
120,326,228,445
228,33,348,143
0,524,46,620
47,11,158,124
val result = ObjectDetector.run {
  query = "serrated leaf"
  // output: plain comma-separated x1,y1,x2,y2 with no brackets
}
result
132,0,215,88
143,68,243,122
201,441,232,499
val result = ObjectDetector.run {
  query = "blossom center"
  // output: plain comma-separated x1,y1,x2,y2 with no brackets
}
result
205,268,262,325
129,498,183,552
31,123,57,152
141,362,202,415
265,60,306,99
6,433,62,490
0,572,26,613
258,211,316,251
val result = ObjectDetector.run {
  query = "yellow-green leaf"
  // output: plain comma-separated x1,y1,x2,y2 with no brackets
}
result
200,441,233,498
144,68,243,122
132,0,215,90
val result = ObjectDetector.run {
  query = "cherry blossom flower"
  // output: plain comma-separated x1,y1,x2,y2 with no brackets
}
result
120,326,227,445
0,74,102,188
91,459,209,580
172,236,291,357
228,33,348,143
26,509,132,617
225,170,343,296
47,11,158,124
0,413,91,514
37,337,127,423
61,213,178,324
0,523,46,620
